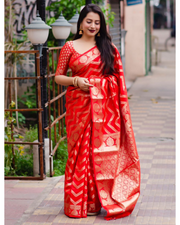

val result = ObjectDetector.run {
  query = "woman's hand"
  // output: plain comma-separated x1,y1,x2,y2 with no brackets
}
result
77,77,94,92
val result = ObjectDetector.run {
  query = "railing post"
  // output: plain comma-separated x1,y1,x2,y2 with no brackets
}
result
35,51,44,180
36,0,48,175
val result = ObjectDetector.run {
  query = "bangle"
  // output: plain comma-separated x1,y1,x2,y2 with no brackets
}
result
75,77,79,87
73,77,77,86
72,77,76,86
73,76,79,87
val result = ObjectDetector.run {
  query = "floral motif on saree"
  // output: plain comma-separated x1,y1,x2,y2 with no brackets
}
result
55,41,140,220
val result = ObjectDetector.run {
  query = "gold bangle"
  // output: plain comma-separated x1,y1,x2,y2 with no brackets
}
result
73,76,79,87
74,77,77,86
75,77,79,87
72,77,75,86
73,76,77,86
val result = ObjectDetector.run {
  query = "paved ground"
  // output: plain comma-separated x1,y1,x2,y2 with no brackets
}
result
5,45,175,225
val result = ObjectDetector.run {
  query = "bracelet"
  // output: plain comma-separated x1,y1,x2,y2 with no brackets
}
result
73,77,77,86
72,77,75,86
73,76,79,87
75,77,79,87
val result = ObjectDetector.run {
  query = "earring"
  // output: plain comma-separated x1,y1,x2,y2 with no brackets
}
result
97,32,100,37
79,29,83,35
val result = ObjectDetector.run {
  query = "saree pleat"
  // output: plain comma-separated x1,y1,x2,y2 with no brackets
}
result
55,41,140,220
64,89,101,218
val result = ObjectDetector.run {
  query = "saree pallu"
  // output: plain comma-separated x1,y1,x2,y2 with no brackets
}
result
64,44,140,220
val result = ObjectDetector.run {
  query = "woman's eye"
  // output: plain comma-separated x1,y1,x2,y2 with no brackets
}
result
86,21,100,25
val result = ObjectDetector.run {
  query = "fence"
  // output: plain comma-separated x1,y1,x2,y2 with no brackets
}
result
4,47,68,179
45,46,69,177
4,50,44,180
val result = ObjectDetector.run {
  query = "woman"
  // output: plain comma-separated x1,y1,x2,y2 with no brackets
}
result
55,4,140,221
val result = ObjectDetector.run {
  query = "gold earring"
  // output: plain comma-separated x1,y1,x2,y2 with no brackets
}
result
97,33,100,37
79,28,83,35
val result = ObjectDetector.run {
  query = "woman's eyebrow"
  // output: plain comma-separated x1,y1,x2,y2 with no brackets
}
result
86,18,100,22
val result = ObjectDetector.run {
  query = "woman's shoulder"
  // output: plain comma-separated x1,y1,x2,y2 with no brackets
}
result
62,41,74,52
63,41,73,48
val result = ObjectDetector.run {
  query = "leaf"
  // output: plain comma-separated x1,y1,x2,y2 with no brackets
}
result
4,134,8,140
50,115,54,122
128,94,133,99
151,98,158,104
13,134,19,138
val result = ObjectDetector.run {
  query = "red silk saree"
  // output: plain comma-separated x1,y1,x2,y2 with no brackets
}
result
55,41,140,220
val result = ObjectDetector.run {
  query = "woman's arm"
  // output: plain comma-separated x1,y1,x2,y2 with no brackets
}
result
55,75,74,86
55,75,93,91
54,42,73,85
54,41,93,91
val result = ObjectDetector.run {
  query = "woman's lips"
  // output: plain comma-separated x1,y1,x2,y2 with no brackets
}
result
89,30,95,33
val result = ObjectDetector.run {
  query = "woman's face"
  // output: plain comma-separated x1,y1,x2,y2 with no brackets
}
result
80,12,100,38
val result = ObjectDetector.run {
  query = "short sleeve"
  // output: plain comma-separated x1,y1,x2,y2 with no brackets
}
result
55,41,72,76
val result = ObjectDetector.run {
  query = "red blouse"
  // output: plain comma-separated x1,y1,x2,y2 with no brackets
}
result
55,41,84,76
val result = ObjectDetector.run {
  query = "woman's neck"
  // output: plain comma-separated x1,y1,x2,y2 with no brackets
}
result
80,34,96,44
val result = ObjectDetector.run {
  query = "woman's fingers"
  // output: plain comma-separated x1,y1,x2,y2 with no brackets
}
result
84,79,94,87
84,79,89,83
77,78,94,91
85,83,94,87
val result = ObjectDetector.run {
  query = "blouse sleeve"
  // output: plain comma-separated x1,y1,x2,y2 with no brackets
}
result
55,41,72,76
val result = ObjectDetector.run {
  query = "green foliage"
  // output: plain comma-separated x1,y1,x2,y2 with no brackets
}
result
12,112,26,125
23,122,68,177
4,102,17,175
46,0,86,20
46,0,113,25
24,125,38,143
18,84,37,120
15,150,33,176
5,0,31,129
5,4,31,63
18,76,66,125
18,85,37,109
4,101,34,176
101,4,116,28
5,125,38,176
5,146,33,177
24,125,39,152
53,139,68,176
4,101,67,178
48,119,68,176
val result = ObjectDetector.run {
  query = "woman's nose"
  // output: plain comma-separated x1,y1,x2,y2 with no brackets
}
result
90,23,95,28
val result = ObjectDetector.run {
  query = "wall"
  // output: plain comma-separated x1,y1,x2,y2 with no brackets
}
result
125,1,146,81
13,0,56,34
11,0,56,97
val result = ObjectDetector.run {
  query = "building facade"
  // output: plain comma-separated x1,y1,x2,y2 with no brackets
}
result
124,0,152,82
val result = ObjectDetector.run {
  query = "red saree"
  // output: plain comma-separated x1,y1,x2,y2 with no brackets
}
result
55,41,140,220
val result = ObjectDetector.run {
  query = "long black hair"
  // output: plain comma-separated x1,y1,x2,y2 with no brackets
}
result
74,4,115,74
